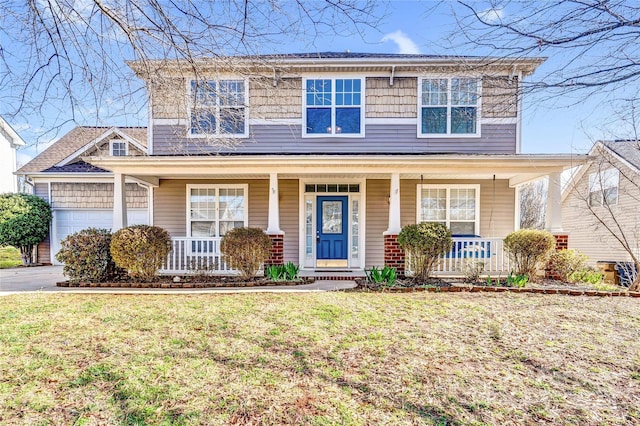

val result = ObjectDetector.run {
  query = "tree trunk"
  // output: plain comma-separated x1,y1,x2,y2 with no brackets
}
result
630,267,640,292
20,245,34,266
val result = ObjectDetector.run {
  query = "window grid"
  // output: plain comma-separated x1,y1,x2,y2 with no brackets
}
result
420,77,479,136
419,186,478,236
305,78,363,136
190,80,246,136
188,186,246,237
589,169,619,206
110,141,127,156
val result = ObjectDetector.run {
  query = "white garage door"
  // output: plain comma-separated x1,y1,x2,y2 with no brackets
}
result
51,209,148,264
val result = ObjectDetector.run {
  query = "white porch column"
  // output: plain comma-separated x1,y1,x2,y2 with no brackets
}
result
266,172,283,234
113,173,128,231
384,173,402,234
546,172,563,232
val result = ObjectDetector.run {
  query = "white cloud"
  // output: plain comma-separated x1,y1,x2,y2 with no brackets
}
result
478,8,504,23
381,30,420,54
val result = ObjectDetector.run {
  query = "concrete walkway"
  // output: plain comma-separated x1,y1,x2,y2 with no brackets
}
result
0,266,357,295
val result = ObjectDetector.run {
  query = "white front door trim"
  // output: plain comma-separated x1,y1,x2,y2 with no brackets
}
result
298,178,366,271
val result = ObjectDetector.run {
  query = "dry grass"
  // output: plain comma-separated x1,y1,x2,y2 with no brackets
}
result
0,293,639,425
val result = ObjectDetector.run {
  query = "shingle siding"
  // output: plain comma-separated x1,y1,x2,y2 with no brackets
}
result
50,183,148,209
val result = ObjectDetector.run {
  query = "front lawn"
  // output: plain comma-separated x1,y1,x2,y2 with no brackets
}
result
0,246,22,269
1,293,638,425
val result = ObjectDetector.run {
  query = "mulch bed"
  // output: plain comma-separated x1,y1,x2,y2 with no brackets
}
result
57,276,314,288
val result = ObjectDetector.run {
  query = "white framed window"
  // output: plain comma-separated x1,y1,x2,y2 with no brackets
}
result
303,77,364,137
189,80,248,137
186,184,248,237
417,184,480,235
110,140,128,156
418,77,480,137
589,168,619,206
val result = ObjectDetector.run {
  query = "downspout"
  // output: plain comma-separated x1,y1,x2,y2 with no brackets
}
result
516,71,523,154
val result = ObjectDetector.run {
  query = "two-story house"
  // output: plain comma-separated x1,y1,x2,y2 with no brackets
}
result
24,53,584,274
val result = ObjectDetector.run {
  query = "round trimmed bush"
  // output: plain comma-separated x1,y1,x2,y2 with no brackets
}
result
110,225,172,282
398,223,453,281
504,229,556,280
55,228,121,283
220,227,271,280
0,193,51,265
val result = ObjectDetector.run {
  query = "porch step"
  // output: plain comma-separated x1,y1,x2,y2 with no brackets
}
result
301,270,366,281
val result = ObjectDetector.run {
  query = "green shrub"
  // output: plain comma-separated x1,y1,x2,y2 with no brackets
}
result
504,229,556,280
365,266,397,287
220,227,271,280
56,228,122,283
548,249,587,282
398,223,453,281
569,267,604,285
266,262,300,281
110,225,172,282
0,193,51,265
506,273,529,288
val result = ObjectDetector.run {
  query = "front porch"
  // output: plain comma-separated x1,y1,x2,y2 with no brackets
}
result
157,235,512,276
88,154,581,277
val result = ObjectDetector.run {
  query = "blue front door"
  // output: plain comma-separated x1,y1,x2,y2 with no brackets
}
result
316,196,348,264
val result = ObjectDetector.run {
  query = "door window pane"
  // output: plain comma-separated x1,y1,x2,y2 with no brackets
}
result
322,201,342,234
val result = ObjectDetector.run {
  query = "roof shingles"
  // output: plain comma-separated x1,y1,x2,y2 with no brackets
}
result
17,126,146,174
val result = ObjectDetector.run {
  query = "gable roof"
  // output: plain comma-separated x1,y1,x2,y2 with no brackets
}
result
561,140,640,201
601,140,640,172
17,126,147,174
0,116,26,148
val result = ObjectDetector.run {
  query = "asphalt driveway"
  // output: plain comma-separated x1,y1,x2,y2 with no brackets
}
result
0,265,65,292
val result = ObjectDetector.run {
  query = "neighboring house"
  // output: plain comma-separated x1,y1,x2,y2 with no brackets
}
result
562,140,640,265
16,127,151,264
0,116,26,193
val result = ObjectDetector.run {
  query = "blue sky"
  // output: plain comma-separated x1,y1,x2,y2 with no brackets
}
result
8,1,628,165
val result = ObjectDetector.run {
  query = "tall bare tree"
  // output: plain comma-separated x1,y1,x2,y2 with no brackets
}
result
0,1,382,143
454,1,640,100
519,179,546,230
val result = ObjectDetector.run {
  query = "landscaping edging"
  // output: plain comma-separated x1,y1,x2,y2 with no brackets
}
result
363,284,640,297
57,279,313,288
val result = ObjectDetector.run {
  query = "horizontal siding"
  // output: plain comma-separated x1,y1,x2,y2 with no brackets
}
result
34,182,49,201
401,179,515,238
562,160,639,265
366,179,389,268
154,179,268,237
279,179,299,263
153,123,516,155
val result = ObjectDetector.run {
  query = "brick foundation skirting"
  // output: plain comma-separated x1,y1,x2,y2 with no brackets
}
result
266,234,284,266
384,234,405,276
546,233,570,279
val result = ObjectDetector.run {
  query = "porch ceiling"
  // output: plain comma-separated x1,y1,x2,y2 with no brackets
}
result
87,154,588,187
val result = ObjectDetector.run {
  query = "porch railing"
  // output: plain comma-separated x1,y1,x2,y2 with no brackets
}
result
161,237,236,275
432,237,511,276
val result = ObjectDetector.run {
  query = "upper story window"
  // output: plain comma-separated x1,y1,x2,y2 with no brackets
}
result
110,140,128,156
419,77,480,137
304,78,364,137
418,185,480,235
190,80,247,137
589,168,619,206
